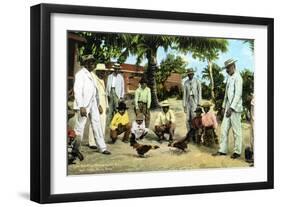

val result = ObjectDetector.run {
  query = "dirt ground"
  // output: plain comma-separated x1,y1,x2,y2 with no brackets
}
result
68,98,251,175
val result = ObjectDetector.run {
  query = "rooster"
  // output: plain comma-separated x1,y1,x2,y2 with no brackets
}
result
130,135,159,157
168,137,188,152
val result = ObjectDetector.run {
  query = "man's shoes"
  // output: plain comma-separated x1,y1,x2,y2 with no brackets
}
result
231,153,240,159
102,150,111,155
88,145,98,149
212,151,227,156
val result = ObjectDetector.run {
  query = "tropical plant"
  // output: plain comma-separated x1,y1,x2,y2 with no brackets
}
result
244,40,254,52
176,37,228,101
240,69,254,119
202,63,226,118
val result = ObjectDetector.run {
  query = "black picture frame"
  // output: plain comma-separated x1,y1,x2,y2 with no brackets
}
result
30,3,274,204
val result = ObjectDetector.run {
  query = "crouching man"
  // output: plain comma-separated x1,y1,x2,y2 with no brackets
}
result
110,102,131,143
154,100,176,143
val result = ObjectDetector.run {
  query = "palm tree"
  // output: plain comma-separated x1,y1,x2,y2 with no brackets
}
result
244,40,254,52
120,34,175,108
176,37,228,101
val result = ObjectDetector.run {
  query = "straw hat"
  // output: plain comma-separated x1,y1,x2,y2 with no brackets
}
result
160,100,170,107
201,101,213,108
94,63,107,71
223,58,237,69
186,68,195,75
113,63,121,69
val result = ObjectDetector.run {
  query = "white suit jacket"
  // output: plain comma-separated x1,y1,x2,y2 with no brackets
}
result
182,78,202,108
106,73,125,99
73,68,99,112
222,71,243,112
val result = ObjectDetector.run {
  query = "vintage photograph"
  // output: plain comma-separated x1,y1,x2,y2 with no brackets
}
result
66,31,255,175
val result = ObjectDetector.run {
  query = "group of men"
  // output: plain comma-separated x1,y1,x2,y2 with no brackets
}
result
182,59,245,159
72,53,251,161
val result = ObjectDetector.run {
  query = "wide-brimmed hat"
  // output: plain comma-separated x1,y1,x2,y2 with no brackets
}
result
139,77,147,84
94,63,107,71
194,107,203,113
223,58,237,69
81,54,94,63
117,102,128,110
186,68,195,75
200,100,213,108
112,63,121,70
160,100,170,107
136,113,144,121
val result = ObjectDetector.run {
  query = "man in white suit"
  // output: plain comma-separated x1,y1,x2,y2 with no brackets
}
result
183,68,202,131
213,59,243,159
106,63,125,124
85,63,109,148
73,55,111,155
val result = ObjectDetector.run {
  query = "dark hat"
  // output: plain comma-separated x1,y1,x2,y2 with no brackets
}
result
117,102,128,110
194,107,203,113
139,77,147,84
81,54,94,63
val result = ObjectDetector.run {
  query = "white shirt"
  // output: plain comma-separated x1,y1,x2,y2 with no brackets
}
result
106,73,125,98
131,121,148,138
111,75,117,88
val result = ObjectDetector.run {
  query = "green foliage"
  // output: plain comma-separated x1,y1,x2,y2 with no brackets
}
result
176,37,228,62
201,82,212,100
241,69,254,119
153,54,187,101
76,32,126,65
156,54,187,84
201,63,225,118
243,40,254,53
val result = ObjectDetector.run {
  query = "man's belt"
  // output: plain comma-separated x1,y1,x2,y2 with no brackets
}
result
138,101,147,104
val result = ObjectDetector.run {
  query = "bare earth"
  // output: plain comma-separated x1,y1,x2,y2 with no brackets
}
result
68,98,251,175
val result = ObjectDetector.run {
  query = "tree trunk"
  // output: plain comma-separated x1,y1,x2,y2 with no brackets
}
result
208,60,215,101
146,50,160,108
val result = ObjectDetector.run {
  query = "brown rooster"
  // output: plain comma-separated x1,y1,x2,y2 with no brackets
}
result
130,135,159,157
168,138,188,152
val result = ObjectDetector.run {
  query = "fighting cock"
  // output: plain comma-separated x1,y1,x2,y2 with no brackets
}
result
168,137,188,152
130,136,159,158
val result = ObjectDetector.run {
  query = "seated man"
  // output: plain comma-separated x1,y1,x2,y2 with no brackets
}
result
154,100,176,143
201,101,218,146
110,102,131,143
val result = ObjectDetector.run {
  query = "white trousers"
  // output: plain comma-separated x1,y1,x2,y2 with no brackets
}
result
86,108,107,146
185,96,197,130
132,128,149,139
219,105,243,154
74,101,107,152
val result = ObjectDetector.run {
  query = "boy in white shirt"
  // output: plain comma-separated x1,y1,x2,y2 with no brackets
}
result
130,113,149,145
